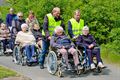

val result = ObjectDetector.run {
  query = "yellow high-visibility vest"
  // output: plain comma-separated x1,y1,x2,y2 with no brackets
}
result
42,13,62,36
70,18,84,36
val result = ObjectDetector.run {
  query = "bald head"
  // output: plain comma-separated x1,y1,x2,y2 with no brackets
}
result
52,7,60,18
52,7,60,13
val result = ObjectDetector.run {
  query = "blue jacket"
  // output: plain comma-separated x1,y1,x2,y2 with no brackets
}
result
6,14,16,27
50,33,75,49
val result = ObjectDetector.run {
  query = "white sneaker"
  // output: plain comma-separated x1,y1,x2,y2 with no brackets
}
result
98,62,104,68
91,63,95,69
7,49,13,53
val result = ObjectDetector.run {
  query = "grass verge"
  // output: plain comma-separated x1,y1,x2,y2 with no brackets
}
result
101,46,120,67
0,66,17,79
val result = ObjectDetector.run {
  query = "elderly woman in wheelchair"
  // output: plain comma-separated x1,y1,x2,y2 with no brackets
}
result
76,26,105,71
46,26,82,77
13,23,38,66
0,23,13,55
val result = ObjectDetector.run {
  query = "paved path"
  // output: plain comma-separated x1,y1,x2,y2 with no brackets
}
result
0,56,120,80
0,0,4,5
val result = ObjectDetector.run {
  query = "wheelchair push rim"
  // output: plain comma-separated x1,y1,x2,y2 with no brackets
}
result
21,50,27,66
0,42,4,56
13,46,22,64
46,51,58,75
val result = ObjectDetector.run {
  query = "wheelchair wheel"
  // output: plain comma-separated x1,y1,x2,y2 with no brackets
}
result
0,42,4,56
46,51,58,75
13,45,21,64
77,69,82,75
26,61,32,66
82,56,90,73
21,50,27,66
57,66,62,77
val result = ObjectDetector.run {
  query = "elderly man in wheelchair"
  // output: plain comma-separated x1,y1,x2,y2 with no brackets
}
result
13,23,38,66
47,26,82,77
76,26,105,71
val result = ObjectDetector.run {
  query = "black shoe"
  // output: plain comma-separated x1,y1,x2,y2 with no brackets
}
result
40,64,44,69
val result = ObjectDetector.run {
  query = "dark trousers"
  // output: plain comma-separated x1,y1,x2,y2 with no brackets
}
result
87,47,101,64
1,39,13,52
39,39,49,65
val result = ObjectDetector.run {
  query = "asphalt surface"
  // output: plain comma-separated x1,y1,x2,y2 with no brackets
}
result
0,56,120,80
0,0,4,5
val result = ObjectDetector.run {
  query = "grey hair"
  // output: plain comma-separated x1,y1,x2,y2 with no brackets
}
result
82,25,89,30
54,26,63,33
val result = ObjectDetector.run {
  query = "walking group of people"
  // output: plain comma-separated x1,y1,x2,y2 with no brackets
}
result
0,7,104,71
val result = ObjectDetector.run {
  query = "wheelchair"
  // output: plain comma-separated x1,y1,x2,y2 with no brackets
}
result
46,47,83,77
78,45,104,73
12,44,39,66
0,39,13,56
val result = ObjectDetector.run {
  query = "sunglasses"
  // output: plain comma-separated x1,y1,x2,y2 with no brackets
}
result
19,16,23,17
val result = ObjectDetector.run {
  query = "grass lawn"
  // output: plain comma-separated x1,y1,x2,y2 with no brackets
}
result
0,66,17,79
101,47,120,67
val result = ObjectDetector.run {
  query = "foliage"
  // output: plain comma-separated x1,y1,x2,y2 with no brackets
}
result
101,44,120,66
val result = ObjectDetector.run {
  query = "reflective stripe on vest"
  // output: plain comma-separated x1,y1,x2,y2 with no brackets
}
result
70,18,84,36
47,13,61,36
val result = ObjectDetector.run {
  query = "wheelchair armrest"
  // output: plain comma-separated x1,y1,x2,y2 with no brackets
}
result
15,42,20,46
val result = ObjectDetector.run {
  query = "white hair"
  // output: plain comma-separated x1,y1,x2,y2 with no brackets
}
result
21,23,28,29
82,25,89,30
54,26,63,33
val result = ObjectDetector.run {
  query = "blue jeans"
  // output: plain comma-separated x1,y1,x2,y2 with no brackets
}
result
39,39,49,65
24,45,35,61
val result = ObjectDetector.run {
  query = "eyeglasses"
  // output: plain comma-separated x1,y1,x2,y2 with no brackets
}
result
19,16,23,17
